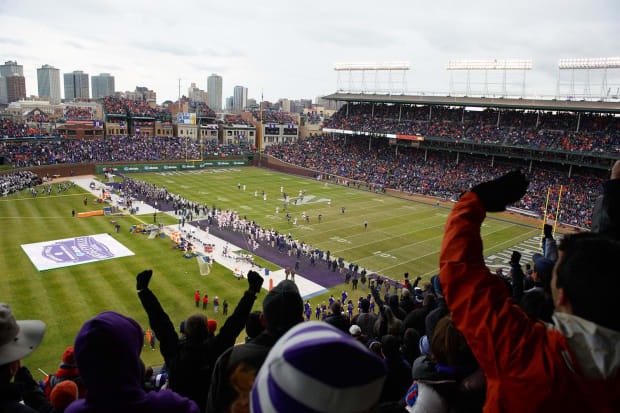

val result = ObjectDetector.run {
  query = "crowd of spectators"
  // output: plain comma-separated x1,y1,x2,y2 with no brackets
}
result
102,96,126,115
1,136,256,168
1,119,48,139
306,111,322,124
223,115,252,126
64,107,94,121
194,102,216,117
0,170,40,196
102,97,172,120
266,134,604,228
251,110,297,125
324,103,620,154
26,112,50,123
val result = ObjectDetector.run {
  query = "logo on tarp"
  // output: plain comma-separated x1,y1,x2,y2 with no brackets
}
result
42,236,114,263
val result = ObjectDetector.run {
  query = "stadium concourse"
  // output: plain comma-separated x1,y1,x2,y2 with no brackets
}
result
71,176,328,298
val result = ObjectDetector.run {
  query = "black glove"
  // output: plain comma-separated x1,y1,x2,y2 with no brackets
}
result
510,251,521,266
471,170,529,212
137,270,153,291
247,271,264,294
13,366,37,391
543,224,553,239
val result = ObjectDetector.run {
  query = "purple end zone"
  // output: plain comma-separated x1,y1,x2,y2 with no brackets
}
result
197,220,347,289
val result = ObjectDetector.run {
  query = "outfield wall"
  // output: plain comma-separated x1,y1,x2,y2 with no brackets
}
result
0,157,250,178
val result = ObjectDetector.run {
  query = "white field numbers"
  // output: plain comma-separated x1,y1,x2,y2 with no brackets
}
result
373,250,397,259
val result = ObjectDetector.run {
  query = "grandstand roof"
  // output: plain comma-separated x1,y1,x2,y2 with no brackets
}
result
323,93,620,113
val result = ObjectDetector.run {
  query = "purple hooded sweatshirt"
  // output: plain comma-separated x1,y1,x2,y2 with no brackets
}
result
65,311,199,413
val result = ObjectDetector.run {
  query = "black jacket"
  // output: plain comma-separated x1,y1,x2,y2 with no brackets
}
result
138,288,256,412
324,313,350,334
0,382,51,413
402,305,431,336
352,311,378,338
206,330,280,413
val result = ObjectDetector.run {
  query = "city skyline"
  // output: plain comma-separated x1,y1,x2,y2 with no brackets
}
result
0,0,618,103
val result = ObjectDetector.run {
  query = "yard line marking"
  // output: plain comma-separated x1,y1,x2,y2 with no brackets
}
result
0,193,86,202
376,228,539,273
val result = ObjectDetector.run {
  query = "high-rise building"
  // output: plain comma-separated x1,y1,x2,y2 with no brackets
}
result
278,98,291,113
225,96,234,111
91,73,115,99
188,83,208,103
233,85,248,110
0,60,23,77
37,64,61,104
207,73,223,111
0,79,6,105
64,70,89,101
6,74,26,103
0,61,24,104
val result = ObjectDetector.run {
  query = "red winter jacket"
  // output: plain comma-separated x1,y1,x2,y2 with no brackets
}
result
439,191,620,412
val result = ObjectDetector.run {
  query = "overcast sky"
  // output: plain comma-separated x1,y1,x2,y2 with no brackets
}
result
0,0,618,104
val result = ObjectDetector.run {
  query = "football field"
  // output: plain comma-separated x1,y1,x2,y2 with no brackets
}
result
133,166,540,281
0,166,542,374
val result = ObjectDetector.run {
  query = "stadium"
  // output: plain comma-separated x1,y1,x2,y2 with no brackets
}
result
1,3,620,412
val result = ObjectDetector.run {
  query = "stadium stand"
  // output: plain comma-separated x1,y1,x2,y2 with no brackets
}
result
0,136,255,168
64,107,95,121
324,103,620,154
1,118,48,138
265,134,603,228
251,110,297,124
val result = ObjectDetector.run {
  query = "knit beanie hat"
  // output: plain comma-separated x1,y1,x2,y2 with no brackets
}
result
207,319,217,333
61,346,76,367
262,280,303,335
50,380,78,409
250,321,387,413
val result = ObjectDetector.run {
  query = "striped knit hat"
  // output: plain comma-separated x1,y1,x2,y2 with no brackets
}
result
250,321,387,413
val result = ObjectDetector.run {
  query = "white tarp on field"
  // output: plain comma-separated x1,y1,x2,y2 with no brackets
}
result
21,233,135,272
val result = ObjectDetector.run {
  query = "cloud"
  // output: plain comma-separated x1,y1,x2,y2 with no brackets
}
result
0,37,24,46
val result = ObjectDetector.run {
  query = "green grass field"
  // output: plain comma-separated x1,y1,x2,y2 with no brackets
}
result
0,166,540,376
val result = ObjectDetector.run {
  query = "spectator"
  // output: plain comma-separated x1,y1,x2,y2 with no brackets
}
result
406,316,484,412
249,321,387,412
206,280,303,413
379,335,412,403
66,311,199,413
136,269,263,412
324,301,350,333
0,303,49,413
48,380,78,412
351,298,378,338
439,170,620,411
43,346,86,400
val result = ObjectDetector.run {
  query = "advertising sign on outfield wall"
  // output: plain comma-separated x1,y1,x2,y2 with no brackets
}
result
95,159,248,173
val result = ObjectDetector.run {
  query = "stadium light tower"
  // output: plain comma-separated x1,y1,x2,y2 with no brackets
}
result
334,62,410,95
556,57,620,101
446,58,532,97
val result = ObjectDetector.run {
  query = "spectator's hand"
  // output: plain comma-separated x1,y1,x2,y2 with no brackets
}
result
471,170,529,212
137,270,152,291
247,271,264,294
543,224,553,239
612,160,620,180
510,251,521,266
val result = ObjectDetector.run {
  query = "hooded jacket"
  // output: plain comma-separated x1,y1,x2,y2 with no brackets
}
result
439,191,620,412
66,311,199,413
138,288,256,412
